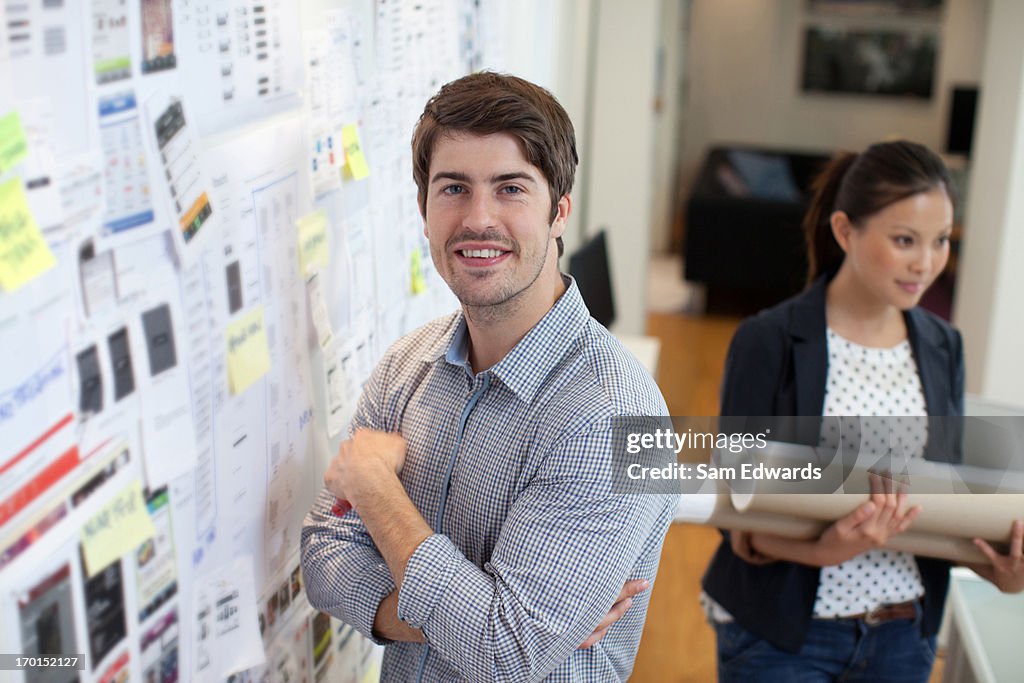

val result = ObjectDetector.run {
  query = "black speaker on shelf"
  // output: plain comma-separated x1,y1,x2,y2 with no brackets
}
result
946,86,979,158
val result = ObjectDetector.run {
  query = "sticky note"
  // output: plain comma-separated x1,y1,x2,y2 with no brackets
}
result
296,209,329,277
0,111,29,174
0,177,57,291
81,480,157,577
226,305,272,395
341,124,371,180
410,249,427,295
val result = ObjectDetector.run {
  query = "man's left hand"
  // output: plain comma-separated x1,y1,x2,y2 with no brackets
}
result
324,428,408,508
967,519,1024,594
578,579,649,649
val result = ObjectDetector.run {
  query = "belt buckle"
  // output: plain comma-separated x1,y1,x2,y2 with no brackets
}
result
863,605,886,626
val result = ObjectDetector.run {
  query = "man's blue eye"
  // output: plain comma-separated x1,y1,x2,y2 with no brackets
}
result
443,185,464,195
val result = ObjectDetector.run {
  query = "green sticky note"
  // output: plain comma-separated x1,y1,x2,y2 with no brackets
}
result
0,111,29,175
0,177,57,291
410,249,427,295
296,209,329,277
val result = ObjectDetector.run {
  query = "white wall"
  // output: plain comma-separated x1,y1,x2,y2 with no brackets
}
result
953,0,1024,408
675,0,989,226
650,0,690,254
582,0,662,335
503,0,662,336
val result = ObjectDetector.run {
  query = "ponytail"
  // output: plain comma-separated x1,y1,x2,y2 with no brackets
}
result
801,140,955,286
803,152,857,285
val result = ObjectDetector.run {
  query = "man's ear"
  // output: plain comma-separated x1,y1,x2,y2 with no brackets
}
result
830,211,853,253
551,194,572,240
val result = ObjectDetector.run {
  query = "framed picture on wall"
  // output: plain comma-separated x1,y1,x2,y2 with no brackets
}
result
807,0,943,17
801,26,938,99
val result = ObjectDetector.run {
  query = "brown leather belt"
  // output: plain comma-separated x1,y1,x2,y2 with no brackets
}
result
840,599,919,626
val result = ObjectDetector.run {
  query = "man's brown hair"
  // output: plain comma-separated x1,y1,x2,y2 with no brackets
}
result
411,72,578,257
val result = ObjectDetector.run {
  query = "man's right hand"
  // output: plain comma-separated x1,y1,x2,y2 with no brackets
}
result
578,579,649,649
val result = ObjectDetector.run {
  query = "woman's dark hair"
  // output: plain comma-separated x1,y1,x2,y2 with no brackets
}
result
803,140,956,284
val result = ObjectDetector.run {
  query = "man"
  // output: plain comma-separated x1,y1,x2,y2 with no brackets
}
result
301,72,675,681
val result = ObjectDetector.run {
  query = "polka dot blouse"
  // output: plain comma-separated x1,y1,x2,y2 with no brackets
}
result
812,328,927,617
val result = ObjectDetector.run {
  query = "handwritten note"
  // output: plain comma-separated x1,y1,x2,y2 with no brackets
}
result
296,209,329,277
0,177,56,291
306,272,334,350
81,480,158,577
410,249,427,295
225,305,272,395
341,124,371,180
0,111,29,174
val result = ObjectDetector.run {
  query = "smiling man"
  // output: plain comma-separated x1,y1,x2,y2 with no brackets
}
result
301,72,676,682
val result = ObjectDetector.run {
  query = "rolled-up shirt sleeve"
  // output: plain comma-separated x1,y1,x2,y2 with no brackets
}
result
300,356,396,643
301,488,395,644
396,421,676,682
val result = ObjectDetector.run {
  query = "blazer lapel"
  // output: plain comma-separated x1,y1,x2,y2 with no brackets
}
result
905,308,949,416
790,277,829,417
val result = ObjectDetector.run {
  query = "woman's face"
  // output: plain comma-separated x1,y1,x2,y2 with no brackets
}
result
833,188,954,311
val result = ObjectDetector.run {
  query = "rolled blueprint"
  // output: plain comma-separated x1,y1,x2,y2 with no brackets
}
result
675,493,990,564
730,490,1024,543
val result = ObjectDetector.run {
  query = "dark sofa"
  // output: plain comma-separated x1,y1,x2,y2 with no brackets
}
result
683,145,832,310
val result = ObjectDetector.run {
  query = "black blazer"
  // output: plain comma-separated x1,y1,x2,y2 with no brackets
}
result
702,274,965,653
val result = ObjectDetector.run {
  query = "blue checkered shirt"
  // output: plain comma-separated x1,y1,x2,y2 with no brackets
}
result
301,278,676,682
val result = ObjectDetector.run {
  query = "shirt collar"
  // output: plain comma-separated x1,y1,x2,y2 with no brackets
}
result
430,276,591,401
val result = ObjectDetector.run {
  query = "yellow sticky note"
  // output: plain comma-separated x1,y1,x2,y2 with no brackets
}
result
81,480,157,577
341,124,371,180
410,249,427,295
0,111,29,174
226,305,272,395
296,209,329,277
0,177,56,291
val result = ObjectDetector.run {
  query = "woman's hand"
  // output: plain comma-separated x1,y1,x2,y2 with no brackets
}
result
731,530,776,565
732,473,921,569
966,520,1024,594
812,472,921,566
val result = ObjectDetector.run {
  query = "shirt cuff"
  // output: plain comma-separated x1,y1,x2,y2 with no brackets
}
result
396,534,461,629
345,559,397,645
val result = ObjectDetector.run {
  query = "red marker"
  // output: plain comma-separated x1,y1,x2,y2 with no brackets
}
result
331,498,352,516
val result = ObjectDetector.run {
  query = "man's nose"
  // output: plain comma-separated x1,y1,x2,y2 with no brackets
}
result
463,193,496,230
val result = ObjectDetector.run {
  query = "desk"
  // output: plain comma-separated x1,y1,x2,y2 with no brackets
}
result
942,568,1024,682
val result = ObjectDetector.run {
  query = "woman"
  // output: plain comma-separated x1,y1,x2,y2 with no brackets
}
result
701,140,1024,682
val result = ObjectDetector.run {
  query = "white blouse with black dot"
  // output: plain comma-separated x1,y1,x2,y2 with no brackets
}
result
812,328,927,617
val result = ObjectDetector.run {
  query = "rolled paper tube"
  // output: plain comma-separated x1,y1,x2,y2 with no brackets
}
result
676,494,991,564
730,490,1024,544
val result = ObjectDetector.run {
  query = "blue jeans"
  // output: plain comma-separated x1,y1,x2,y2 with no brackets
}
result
714,604,937,683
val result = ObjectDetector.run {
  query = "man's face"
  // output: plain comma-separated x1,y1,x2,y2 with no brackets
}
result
422,132,568,310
